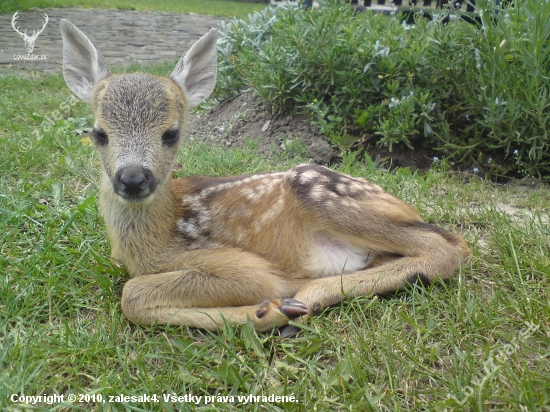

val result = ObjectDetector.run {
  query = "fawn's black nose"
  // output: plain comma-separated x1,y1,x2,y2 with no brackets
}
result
114,166,157,200
120,168,146,189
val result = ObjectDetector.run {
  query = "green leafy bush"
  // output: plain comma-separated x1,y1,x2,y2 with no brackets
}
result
218,0,550,179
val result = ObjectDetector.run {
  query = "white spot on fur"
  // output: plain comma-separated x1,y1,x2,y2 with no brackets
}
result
306,232,374,277
349,181,364,194
197,210,210,225
309,186,325,201
336,183,349,195
299,170,320,184
242,187,259,201
240,176,282,203
176,220,199,239
181,195,203,211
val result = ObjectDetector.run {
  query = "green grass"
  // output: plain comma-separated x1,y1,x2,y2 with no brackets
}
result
1,68,550,411
0,0,266,18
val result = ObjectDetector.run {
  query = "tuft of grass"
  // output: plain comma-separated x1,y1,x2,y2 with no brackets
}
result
0,0,266,18
1,68,550,411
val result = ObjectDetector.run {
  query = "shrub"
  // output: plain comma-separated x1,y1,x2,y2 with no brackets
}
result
218,0,550,179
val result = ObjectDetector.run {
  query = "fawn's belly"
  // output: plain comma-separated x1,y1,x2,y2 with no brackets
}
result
306,232,374,277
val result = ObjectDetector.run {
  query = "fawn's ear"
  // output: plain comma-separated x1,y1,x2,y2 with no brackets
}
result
170,28,218,107
60,19,111,104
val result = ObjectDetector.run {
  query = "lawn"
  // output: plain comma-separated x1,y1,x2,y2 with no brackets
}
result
1,1,550,411
0,0,266,18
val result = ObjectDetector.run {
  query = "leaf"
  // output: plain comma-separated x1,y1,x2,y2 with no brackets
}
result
357,111,369,127
333,358,353,383
242,320,267,359
75,195,96,213
216,359,240,385
47,182,61,204
299,339,324,357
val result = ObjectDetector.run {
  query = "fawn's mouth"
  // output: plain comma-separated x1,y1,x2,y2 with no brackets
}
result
115,190,157,206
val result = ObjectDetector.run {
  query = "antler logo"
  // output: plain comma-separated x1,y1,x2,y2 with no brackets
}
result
11,11,49,54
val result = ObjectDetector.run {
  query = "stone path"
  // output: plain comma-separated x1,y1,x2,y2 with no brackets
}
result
0,8,222,76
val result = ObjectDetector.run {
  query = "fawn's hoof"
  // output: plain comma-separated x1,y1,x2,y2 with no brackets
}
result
277,299,308,337
255,298,308,320
255,300,271,319
279,324,301,338
254,298,308,333
278,298,309,319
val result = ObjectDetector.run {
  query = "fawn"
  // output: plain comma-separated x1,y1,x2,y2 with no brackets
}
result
60,20,470,336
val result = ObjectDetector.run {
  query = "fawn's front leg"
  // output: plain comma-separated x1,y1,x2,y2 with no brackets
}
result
121,248,308,332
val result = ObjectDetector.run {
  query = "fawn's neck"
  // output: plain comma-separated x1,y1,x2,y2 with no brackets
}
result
99,173,177,276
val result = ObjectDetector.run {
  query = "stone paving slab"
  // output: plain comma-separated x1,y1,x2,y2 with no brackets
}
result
270,0,320,7
0,9,222,76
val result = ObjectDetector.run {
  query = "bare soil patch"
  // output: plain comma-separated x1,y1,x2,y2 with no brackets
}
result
187,91,335,164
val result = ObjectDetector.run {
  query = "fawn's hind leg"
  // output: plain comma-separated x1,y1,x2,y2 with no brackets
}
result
293,220,469,314
121,248,308,332
277,221,469,336
283,165,469,327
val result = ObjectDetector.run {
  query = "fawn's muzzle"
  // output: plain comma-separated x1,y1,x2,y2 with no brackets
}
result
113,166,157,200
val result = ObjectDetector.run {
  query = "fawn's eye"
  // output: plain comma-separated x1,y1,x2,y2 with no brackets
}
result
162,129,180,146
92,129,108,145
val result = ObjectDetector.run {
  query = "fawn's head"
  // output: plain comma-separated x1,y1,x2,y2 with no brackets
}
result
60,19,218,204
